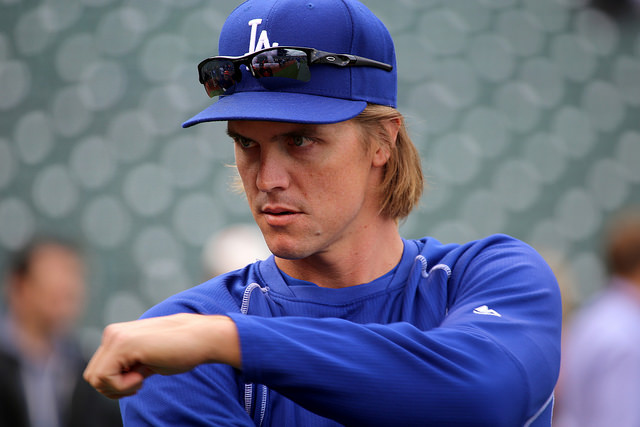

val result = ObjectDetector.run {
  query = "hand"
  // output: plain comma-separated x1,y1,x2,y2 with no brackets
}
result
83,313,240,399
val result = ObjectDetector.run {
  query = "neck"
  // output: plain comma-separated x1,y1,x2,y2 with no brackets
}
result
275,218,403,288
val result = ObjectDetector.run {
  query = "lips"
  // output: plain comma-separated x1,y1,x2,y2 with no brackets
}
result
264,208,294,215
261,204,302,225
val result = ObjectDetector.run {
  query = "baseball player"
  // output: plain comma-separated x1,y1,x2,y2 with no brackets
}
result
84,0,562,425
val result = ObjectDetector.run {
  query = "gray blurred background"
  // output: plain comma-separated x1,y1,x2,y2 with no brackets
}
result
1,0,639,354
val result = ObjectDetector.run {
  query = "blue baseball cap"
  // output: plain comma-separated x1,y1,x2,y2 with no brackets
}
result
182,0,397,128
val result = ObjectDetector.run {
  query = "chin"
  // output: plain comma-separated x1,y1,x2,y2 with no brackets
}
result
266,239,314,261
269,246,309,261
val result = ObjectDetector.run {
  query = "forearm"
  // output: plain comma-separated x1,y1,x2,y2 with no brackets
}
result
84,313,241,398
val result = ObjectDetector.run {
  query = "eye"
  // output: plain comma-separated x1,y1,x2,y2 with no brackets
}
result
232,135,255,149
291,135,312,147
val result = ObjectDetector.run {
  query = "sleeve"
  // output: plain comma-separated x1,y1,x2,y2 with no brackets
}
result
119,281,255,427
229,237,562,426
120,363,253,427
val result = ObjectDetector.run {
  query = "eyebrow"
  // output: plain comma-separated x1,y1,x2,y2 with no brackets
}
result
226,124,321,143
225,128,245,141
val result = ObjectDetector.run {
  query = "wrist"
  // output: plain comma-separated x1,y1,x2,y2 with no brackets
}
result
204,315,242,369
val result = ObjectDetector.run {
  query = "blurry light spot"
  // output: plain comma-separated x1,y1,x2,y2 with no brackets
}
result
555,189,601,241
494,82,541,133
461,107,510,158
0,139,15,189
96,7,148,56
139,34,188,83
431,220,477,245
122,163,173,217
14,8,52,55
523,0,570,32
492,159,542,211
103,291,146,324
32,164,79,218
575,9,619,56
396,33,434,84
430,133,481,184
520,57,564,108
0,198,35,251
107,110,156,163
133,226,184,270
552,106,596,158
581,81,625,132
142,85,192,135
140,259,189,306
79,60,127,111
433,58,478,108
69,136,117,189
613,56,640,106
0,60,30,110
52,86,93,138
616,132,640,182
180,9,227,56
551,34,597,82
56,33,99,82
82,196,131,249
468,34,515,83
418,9,469,56
587,159,630,211
14,111,53,165
570,252,605,302
407,83,458,135
460,190,506,236
173,193,222,247
162,136,212,188
528,220,570,257
523,132,568,183
496,9,544,57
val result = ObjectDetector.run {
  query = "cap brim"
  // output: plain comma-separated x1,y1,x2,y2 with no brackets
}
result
182,91,368,128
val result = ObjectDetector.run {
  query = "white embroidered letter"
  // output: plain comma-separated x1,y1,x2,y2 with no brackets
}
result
255,30,272,51
248,19,262,53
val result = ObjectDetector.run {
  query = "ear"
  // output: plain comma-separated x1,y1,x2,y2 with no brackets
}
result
372,117,401,168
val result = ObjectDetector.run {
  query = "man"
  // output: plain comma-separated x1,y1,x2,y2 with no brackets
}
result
0,237,121,427
84,0,562,425
554,207,640,427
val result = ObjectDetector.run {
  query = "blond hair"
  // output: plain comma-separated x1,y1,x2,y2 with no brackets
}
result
353,104,424,220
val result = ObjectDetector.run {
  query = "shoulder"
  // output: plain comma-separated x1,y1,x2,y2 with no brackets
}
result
413,234,549,276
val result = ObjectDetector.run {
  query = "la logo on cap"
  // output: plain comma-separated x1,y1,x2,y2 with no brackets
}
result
247,19,279,54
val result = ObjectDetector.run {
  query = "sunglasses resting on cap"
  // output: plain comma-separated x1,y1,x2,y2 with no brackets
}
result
197,46,393,98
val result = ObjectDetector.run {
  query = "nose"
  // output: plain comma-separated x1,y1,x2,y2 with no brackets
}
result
256,145,290,193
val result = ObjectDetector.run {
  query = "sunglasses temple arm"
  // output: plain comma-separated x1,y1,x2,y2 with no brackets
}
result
350,56,393,71
311,52,392,71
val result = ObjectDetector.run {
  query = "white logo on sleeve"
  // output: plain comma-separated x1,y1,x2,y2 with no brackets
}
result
473,305,502,317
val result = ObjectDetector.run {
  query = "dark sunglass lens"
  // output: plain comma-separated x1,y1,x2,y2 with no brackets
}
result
251,48,310,82
200,59,239,97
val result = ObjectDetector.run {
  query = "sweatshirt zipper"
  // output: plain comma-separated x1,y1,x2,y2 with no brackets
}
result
241,283,269,426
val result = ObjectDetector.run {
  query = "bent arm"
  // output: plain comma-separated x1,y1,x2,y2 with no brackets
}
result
83,313,241,399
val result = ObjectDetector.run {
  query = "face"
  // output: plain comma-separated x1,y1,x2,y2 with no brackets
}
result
15,244,87,337
228,119,387,262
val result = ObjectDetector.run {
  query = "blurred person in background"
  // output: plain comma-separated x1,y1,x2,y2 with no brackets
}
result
0,236,122,427
555,206,640,427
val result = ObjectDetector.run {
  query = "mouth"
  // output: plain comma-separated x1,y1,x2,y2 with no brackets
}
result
261,205,302,225
263,209,297,217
